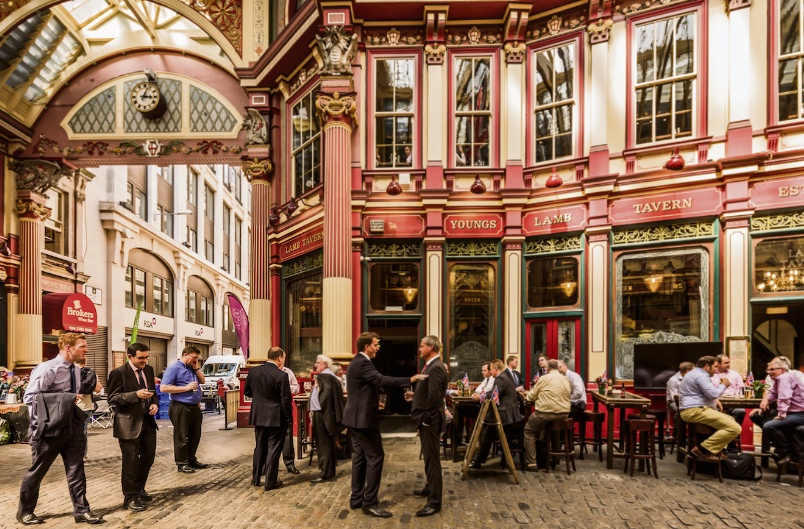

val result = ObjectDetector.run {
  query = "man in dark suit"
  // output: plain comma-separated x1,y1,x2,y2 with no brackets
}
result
244,346,292,490
470,359,524,469
342,332,426,518
504,355,523,390
310,354,344,483
409,335,448,517
107,342,159,512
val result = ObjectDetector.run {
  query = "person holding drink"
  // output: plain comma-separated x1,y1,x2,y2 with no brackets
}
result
160,345,209,473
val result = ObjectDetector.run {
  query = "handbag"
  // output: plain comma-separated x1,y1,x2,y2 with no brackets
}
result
721,451,762,481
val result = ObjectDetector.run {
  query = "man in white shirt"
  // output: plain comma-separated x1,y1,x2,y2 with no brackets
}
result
473,362,494,396
281,365,301,474
557,361,586,421
667,362,694,437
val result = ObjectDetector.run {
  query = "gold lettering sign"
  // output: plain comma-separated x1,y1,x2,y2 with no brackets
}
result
282,231,324,257
448,219,498,230
779,185,804,197
632,198,693,214
533,213,572,226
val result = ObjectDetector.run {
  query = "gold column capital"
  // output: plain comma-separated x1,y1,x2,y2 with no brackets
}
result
241,157,273,181
16,198,51,221
316,91,359,129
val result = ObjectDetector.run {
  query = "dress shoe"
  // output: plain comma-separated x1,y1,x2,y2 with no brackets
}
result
311,477,332,484
691,447,720,462
74,512,103,524
286,465,300,475
16,513,44,525
188,461,209,469
773,453,791,467
415,505,441,517
138,490,153,502
251,480,262,487
124,498,146,512
264,480,284,491
177,464,195,473
413,488,431,496
468,460,482,469
361,506,392,518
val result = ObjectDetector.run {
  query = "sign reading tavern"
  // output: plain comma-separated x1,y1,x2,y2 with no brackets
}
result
609,188,722,223
279,227,324,260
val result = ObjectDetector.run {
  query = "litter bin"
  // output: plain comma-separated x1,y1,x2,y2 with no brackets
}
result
155,383,171,420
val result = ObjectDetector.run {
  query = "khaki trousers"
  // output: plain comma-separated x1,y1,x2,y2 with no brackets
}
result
680,406,741,454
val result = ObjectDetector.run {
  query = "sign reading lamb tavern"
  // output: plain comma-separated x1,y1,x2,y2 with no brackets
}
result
279,226,324,260
443,213,505,237
523,205,586,235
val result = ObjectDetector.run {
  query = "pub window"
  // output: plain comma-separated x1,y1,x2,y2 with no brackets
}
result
754,235,804,293
44,189,65,254
368,263,420,313
526,256,580,309
447,262,497,381
534,42,576,163
634,12,696,144
779,0,804,121
615,248,709,379
291,89,321,197
374,57,415,169
285,272,323,375
454,55,492,167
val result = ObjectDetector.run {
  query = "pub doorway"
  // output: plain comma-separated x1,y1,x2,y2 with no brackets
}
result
367,318,420,415
524,318,582,386
751,302,804,376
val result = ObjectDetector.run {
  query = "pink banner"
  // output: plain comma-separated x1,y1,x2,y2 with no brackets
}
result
227,294,250,360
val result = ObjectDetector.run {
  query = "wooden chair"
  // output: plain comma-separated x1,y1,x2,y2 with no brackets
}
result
580,410,605,462
546,418,575,475
623,418,659,478
646,409,667,459
686,422,723,483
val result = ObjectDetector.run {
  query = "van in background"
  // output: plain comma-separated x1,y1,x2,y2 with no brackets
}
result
200,355,246,391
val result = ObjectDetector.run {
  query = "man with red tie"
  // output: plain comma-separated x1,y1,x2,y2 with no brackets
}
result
107,343,159,512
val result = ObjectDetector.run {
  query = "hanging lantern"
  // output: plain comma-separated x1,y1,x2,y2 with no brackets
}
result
470,175,486,194
545,167,563,188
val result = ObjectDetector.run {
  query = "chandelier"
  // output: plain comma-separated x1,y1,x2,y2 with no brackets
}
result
758,264,804,292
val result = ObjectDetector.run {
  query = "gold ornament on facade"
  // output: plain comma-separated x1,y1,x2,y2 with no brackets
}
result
504,42,527,64
525,235,582,255
15,199,51,221
387,28,400,45
242,157,273,181
751,212,804,232
547,16,563,35
424,43,447,64
367,243,421,259
587,18,614,44
447,28,501,45
446,241,498,257
315,25,359,75
613,221,714,245
178,0,242,54
315,92,359,127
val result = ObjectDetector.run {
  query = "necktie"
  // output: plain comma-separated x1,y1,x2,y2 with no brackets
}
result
69,364,76,393
136,368,147,390
511,370,518,386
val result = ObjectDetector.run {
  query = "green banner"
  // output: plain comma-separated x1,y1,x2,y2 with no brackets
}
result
130,301,142,343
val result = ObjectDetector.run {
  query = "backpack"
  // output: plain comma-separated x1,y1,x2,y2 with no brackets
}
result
721,451,762,481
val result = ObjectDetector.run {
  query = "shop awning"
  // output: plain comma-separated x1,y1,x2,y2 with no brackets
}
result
43,293,98,334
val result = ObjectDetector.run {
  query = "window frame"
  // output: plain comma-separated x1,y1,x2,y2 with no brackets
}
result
528,33,584,166
289,86,323,199
205,184,215,221
187,170,198,205
43,189,65,254
449,48,500,168
368,51,420,170
773,0,804,124
626,2,707,148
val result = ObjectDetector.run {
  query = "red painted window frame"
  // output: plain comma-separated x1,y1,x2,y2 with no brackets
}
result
625,1,708,149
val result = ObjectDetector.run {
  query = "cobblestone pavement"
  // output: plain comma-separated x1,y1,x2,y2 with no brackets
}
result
1,414,802,529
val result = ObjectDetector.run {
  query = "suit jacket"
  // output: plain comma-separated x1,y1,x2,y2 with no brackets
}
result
316,372,344,435
503,368,523,387
342,353,410,430
245,362,292,428
108,363,158,440
485,374,523,426
30,393,87,440
411,357,448,430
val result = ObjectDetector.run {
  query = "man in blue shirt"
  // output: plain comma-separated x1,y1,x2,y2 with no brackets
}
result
160,345,208,473
679,355,741,462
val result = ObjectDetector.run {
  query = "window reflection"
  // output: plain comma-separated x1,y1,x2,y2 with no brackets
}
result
292,90,321,195
368,263,420,312
754,236,804,293
527,256,579,308
375,58,414,168
448,262,496,382
286,272,323,375
454,57,491,166
534,43,575,163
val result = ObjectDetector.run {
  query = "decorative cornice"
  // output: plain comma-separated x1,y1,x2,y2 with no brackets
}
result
11,158,74,195
15,199,51,221
447,26,502,45
315,92,358,128
587,18,614,44
32,135,243,158
526,13,586,41
365,28,423,46
241,157,273,182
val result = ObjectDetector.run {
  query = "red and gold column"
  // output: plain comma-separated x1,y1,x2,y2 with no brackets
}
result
316,89,358,361
243,156,273,360
11,160,65,368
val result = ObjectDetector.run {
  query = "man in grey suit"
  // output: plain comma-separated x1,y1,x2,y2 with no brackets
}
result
107,342,159,512
310,354,344,483
342,332,426,518
470,359,524,469
409,336,448,517
244,346,292,490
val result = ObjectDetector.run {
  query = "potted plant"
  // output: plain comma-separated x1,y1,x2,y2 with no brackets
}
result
751,379,767,399
595,374,609,394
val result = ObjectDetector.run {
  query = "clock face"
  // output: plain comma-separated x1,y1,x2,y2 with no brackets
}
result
130,82,161,112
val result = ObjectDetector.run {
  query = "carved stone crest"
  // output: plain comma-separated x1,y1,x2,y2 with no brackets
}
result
315,26,359,75
243,108,268,145
587,18,614,44
11,159,73,195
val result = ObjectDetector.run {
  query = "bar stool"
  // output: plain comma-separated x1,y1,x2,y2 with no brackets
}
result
623,418,659,478
686,423,723,483
646,409,667,458
546,418,576,475
580,410,605,462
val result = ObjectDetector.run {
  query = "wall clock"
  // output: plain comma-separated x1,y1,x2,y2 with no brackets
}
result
130,81,167,119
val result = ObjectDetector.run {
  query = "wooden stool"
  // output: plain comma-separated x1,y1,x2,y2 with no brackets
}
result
580,411,605,462
546,418,575,475
623,419,659,478
646,409,667,459
776,460,804,487
686,422,723,483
